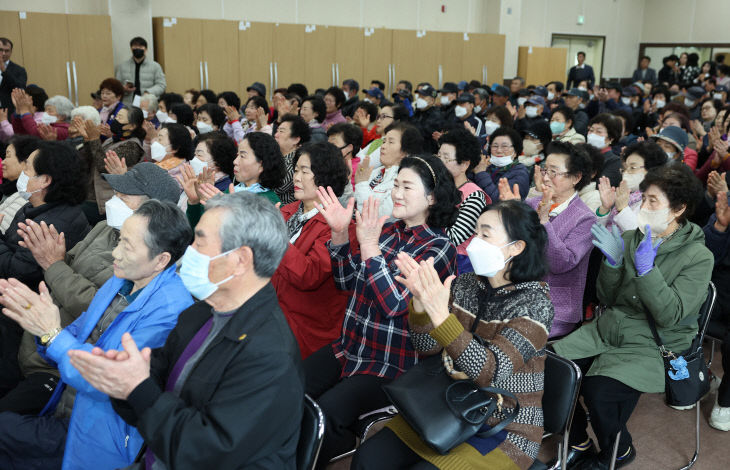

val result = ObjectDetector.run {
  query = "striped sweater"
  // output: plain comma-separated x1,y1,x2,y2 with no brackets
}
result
388,275,553,470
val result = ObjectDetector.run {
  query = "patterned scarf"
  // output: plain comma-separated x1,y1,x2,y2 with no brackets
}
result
286,204,318,240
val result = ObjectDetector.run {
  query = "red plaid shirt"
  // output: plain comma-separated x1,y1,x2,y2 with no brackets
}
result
328,221,457,379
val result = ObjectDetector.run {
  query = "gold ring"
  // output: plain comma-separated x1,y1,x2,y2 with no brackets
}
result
24,303,32,310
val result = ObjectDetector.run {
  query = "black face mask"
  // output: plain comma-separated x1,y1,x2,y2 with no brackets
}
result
109,119,125,136
132,48,145,59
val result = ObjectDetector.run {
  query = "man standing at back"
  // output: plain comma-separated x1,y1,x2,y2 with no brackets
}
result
0,38,27,114
567,51,595,89
115,37,166,105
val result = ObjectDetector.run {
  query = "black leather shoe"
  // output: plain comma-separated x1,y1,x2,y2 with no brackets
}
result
546,440,594,469
575,445,636,470
614,445,636,469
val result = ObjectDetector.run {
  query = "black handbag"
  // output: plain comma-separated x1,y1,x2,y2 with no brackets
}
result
645,314,710,407
383,350,519,455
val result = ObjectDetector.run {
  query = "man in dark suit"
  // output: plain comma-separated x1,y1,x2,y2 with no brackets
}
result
632,55,657,83
0,38,27,114
566,51,595,89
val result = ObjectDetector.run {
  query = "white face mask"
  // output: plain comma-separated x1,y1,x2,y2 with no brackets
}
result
166,118,177,124
16,171,41,200
189,157,208,176
490,154,514,167
517,97,528,106
40,112,57,125
466,238,517,277
713,93,724,101
587,132,606,149
525,106,539,118
637,206,671,236
104,196,134,230
414,97,428,110
621,172,644,192
454,106,468,118
484,120,499,136
474,105,482,114
654,99,666,109
665,150,676,160
684,98,695,107
142,109,149,119
155,110,168,123
522,140,541,157
196,121,214,134
547,92,555,101
621,97,632,106
440,96,451,106
363,98,372,103
578,86,588,92
150,141,168,161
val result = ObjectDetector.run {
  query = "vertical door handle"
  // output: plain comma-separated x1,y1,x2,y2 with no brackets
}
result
336,63,340,85
200,62,204,89
389,64,393,95
392,64,396,86
274,63,278,89
331,64,335,87
204,62,209,89
72,61,79,106
438,65,443,89
269,62,274,101
66,62,72,100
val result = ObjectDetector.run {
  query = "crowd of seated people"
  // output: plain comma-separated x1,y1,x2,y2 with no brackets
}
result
0,34,727,470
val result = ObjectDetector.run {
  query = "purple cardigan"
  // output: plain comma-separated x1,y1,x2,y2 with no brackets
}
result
527,195,596,337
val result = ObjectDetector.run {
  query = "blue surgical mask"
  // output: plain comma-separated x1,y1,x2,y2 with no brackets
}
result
179,245,236,299
550,121,566,135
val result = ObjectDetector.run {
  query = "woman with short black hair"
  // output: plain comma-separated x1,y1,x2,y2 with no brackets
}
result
273,141,352,358
323,86,347,130
307,153,458,466
195,103,226,134
587,113,623,186
0,141,90,286
555,163,713,469
473,126,530,201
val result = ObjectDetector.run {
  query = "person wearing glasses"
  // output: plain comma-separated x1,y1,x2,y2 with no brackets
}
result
473,126,530,202
437,127,490,273
596,141,668,232
501,141,596,338
355,104,409,170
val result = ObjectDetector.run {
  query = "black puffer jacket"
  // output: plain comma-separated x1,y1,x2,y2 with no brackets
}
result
0,201,90,288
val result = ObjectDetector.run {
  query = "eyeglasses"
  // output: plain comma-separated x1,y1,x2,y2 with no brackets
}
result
540,167,570,179
376,114,393,120
621,165,645,173
437,154,457,164
491,144,514,152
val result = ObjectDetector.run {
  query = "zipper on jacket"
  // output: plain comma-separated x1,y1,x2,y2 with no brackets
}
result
125,435,129,448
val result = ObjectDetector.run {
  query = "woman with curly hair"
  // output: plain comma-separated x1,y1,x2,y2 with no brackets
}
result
554,163,713,469
438,127,490,273
185,132,284,227
0,141,90,287
307,153,459,467
272,142,354,358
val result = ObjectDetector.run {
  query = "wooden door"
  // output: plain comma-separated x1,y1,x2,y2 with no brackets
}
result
271,23,305,92
362,29,392,96
19,12,70,98
462,33,505,86
391,30,440,90
518,46,568,86
335,27,364,94
201,20,239,93
238,22,273,100
0,11,23,68
303,26,335,92
67,14,114,106
435,32,464,87
152,17,203,93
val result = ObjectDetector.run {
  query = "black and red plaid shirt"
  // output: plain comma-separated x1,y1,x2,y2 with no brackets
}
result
328,220,457,379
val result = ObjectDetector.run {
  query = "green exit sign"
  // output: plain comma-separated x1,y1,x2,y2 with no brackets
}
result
577,15,585,25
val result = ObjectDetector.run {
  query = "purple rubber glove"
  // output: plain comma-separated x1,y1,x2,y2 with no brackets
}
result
634,225,662,276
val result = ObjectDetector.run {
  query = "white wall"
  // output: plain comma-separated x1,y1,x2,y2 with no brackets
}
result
642,0,730,43
498,0,645,80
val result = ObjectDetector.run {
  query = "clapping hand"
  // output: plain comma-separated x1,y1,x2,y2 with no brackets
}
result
315,186,354,245
354,156,371,184
597,176,616,214
224,105,241,123
533,165,545,193
17,219,66,270
99,123,112,138
104,151,127,175
707,171,728,199
142,120,157,142
536,188,555,223
498,177,520,201
355,196,388,260
591,223,624,267
394,254,453,327
0,279,60,337
37,124,57,141
715,191,730,231
634,225,662,276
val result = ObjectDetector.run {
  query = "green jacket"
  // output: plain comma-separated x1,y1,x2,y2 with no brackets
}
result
186,189,280,228
553,222,713,393
18,222,118,377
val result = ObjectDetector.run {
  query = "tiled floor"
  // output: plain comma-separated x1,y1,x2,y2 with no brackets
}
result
326,340,728,469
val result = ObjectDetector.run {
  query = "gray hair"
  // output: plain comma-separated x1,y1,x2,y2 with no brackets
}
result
134,199,193,268
140,93,158,113
44,95,74,120
473,88,490,100
70,105,101,125
205,191,288,278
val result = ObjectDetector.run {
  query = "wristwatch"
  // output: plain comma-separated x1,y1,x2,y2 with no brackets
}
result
40,327,63,346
